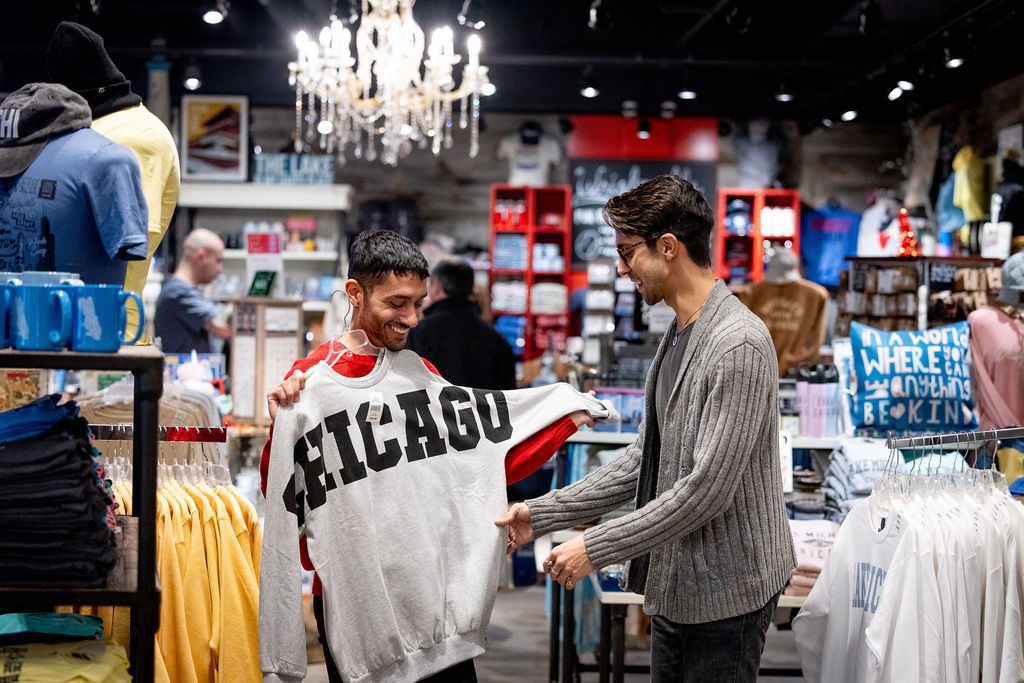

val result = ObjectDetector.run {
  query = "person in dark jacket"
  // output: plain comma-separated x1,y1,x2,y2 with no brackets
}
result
407,260,517,390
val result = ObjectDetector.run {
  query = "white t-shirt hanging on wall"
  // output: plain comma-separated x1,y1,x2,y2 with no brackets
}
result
497,134,561,187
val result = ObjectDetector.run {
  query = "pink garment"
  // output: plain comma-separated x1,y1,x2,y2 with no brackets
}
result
968,307,1024,430
789,573,817,589
784,585,812,597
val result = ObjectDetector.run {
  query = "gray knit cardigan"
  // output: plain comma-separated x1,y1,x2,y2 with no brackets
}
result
527,279,795,624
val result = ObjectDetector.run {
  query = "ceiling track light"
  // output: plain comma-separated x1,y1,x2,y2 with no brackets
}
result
203,0,228,24
458,0,485,30
579,65,599,98
943,32,965,69
944,46,965,69
774,84,793,103
636,117,651,140
841,109,858,122
183,60,202,91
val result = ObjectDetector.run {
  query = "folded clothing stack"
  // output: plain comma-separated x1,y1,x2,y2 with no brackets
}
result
785,519,840,597
0,396,118,588
822,437,892,523
0,639,130,682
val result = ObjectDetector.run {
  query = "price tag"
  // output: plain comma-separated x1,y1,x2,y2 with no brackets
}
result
366,392,385,424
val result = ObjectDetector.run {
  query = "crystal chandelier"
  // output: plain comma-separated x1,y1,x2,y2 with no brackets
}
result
289,0,492,166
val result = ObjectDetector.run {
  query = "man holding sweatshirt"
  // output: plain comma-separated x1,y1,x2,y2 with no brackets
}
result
497,175,795,681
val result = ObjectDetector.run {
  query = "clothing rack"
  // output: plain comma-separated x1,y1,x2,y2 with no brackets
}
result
886,426,1024,450
89,424,227,443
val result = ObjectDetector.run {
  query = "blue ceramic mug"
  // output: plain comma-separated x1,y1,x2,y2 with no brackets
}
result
70,285,144,352
0,276,20,348
13,284,73,351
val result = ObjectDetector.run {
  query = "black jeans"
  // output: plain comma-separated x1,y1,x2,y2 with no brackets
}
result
313,595,478,682
650,592,780,683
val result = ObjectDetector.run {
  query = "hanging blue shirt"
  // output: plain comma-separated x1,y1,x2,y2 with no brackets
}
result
0,129,148,284
800,204,861,287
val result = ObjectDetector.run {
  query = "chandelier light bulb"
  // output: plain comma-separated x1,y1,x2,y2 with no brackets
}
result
317,120,334,135
319,26,332,47
295,31,309,50
481,82,496,96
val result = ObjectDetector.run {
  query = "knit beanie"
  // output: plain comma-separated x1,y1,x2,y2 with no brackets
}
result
46,21,142,119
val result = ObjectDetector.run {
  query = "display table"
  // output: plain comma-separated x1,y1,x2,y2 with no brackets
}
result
547,530,807,682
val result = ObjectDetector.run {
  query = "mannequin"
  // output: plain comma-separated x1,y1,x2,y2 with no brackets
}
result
496,120,561,187
0,83,147,284
745,248,828,377
47,21,181,341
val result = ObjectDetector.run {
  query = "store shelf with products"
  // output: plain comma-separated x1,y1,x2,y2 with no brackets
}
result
715,188,800,284
0,346,163,683
488,184,572,360
175,182,352,318
836,256,1004,334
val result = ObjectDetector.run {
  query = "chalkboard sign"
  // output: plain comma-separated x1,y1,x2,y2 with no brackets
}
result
928,261,958,291
569,159,717,267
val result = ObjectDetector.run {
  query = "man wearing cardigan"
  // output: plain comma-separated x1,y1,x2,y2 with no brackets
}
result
497,175,795,681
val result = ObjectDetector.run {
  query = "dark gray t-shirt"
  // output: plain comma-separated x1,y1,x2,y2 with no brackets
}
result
154,275,219,353
655,323,694,428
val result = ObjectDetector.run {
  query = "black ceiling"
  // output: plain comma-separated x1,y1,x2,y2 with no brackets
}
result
0,0,1020,125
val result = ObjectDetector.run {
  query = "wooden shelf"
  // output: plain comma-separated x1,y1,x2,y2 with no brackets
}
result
491,268,528,276
178,182,352,211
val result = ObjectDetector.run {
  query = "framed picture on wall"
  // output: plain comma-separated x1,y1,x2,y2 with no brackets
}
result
181,94,248,181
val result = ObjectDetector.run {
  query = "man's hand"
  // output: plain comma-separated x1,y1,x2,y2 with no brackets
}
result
494,502,534,554
543,535,595,591
569,410,595,429
267,370,307,421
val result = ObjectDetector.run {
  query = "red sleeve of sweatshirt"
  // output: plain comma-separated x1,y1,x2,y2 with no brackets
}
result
258,342,577,594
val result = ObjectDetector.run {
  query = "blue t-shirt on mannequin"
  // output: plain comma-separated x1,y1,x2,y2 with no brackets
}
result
0,127,148,284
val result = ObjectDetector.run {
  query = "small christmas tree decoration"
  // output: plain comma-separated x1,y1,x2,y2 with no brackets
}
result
896,208,920,258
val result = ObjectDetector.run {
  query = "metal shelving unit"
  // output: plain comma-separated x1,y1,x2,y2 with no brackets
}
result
0,346,164,683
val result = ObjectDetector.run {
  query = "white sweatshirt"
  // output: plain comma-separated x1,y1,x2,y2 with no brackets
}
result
260,350,615,683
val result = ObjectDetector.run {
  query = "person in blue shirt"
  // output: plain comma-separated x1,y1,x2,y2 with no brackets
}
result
0,83,148,284
154,227,231,353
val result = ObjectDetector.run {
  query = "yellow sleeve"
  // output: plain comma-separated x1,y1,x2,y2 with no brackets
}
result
212,493,262,683
187,482,223,678
180,484,214,682
156,494,198,683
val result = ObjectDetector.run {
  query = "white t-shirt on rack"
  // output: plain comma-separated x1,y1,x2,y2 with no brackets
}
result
862,503,945,682
793,502,911,682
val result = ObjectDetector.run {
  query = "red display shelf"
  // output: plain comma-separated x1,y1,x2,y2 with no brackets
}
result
715,188,800,284
488,184,572,360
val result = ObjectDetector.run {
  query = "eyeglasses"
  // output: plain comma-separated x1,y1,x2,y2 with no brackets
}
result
616,239,650,266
